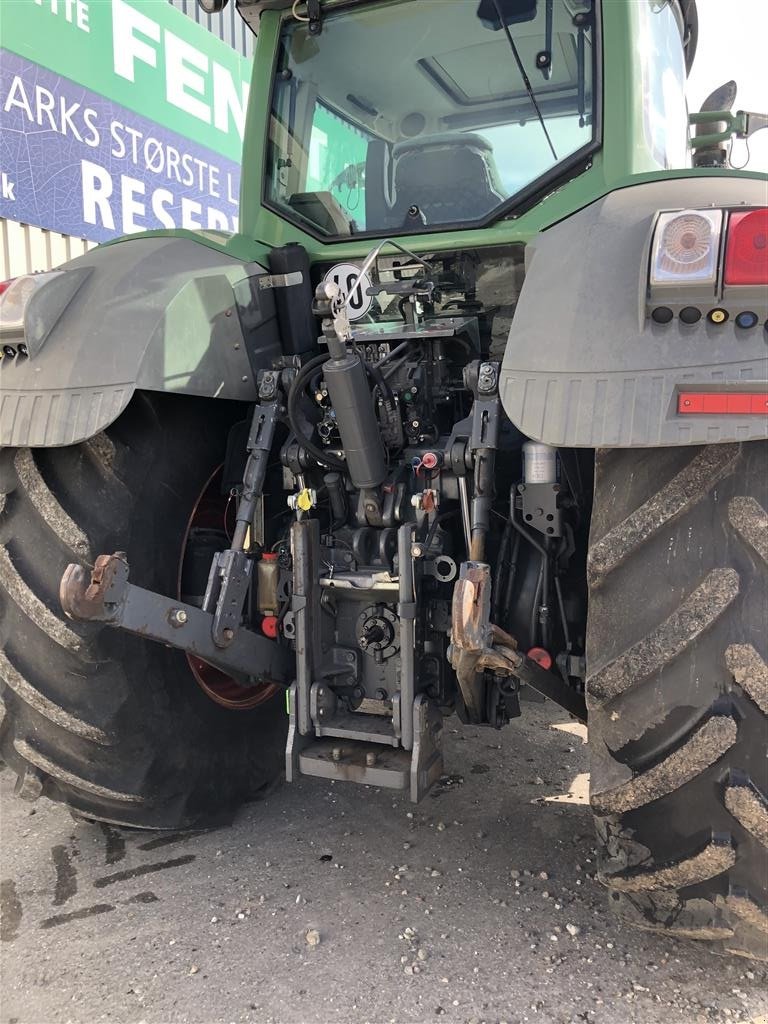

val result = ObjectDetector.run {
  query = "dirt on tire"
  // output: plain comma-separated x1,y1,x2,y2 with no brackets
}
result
0,393,287,829
586,440,768,961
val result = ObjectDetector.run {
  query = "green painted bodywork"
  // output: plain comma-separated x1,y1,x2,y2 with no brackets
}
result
124,0,764,270
8,0,765,451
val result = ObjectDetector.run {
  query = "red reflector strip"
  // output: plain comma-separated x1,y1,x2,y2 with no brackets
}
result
678,392,768,415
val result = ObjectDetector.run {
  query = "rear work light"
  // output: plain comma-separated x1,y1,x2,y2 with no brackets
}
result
678,391,768,415
650,209,722,287
724,209,768,286
0,272,63,334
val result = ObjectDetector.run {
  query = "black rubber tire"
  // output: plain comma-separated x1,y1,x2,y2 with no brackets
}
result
586,441,767,961
0,393,287,829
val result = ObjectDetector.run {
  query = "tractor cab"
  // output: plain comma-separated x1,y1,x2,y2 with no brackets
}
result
263,0,596,238
237,0,701,251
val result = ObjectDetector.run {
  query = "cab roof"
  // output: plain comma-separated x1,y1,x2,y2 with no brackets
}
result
235,0,698,71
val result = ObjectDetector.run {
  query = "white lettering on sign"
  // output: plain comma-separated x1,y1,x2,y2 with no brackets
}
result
151,188,176,229
34,0,90,33
165,29,211,125
3,76,101,146
1,174,16,201
110,0,249,141
82,160,116,230
80,159,237,235
121,175,146,233
112,0,160,82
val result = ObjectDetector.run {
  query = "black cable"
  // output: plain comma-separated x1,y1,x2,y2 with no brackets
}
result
287,353,346,471
491,0,558,161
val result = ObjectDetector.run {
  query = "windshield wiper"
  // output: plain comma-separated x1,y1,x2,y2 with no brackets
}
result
491,0,558,160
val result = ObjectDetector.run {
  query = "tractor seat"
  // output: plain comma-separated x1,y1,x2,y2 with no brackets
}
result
390,132,507,226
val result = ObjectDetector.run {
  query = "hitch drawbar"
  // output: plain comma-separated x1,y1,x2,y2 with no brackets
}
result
60,553,292,687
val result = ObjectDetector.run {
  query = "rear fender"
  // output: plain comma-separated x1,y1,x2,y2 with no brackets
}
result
0,234,282,447
499,176,768,447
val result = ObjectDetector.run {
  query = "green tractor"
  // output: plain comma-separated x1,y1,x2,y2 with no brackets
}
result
1,0,766,960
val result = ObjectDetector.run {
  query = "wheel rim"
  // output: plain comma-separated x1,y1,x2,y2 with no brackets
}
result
178,466,280,711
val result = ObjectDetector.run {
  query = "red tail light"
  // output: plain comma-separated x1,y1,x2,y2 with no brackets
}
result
0,279,14,296
724,209,768,286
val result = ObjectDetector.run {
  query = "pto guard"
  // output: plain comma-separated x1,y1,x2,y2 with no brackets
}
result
0,234,280,448
499,175,768,447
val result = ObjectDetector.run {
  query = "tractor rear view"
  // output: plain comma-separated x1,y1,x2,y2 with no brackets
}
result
1,0,766,960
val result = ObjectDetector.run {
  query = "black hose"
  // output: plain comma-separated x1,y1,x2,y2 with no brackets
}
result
377,341,409,367
287,353,346,471
529,554,544,647
381,352,416,380
492,519,513,620
554,575,571,654
423,509,460,554
503,532,521,620
540,548,551,649
510,502,548,647
365,361,396,410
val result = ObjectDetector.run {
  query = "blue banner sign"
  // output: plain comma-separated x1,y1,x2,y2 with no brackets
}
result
0,50,242,243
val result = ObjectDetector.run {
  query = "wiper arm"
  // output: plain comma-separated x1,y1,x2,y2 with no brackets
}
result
491,0,558,160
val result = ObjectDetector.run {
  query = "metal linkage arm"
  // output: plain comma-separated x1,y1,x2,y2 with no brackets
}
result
60,554,293,686
203,396,279,648
450,561,587,723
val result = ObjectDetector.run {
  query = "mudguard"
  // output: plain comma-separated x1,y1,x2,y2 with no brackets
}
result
499,176,768,447
0,234,282,448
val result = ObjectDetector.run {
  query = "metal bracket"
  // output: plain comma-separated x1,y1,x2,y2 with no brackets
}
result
518,481,563,539
410,695,443,802
60,554,292,685
307,0,322,34
257,272,304,290
204,549,254,647
286,694,443,802
291,518,321,736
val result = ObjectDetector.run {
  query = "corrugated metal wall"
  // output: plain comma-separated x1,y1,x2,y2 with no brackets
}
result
0,220,95,280
169,0,255,57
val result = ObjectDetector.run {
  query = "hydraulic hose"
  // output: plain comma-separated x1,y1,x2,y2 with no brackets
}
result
365,361,396,410
287,353,346,471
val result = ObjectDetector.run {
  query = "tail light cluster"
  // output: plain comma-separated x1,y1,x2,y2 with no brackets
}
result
648,206,768,418
0,268,90,361
648,206,767,328
0,272,64,359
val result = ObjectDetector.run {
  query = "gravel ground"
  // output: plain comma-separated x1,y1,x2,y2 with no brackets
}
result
1,699,766,1024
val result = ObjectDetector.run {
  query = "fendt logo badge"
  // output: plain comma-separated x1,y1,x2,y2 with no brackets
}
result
323,263,373,321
